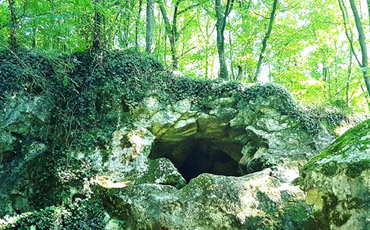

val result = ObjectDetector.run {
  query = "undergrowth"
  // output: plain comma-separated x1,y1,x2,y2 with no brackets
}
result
0,199,108,230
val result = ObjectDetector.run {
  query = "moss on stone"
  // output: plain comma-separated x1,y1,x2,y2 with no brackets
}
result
303,119,370,172
0,50,339,229
320,161,338,177
299,119,370,230
0,49,330,152
346,160,370,178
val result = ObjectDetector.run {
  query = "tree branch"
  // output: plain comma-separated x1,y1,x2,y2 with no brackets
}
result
337,0,361,66
178,0,207,15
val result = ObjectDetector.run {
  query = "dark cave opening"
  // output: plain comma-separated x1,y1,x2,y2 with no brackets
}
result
149,138,243,182
178,141,241,182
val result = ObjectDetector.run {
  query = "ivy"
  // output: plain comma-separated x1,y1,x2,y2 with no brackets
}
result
0,199,107,230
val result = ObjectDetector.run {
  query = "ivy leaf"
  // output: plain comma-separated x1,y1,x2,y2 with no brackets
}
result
63,76,68,87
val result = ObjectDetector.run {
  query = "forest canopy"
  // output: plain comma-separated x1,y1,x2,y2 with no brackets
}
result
1,0,370,112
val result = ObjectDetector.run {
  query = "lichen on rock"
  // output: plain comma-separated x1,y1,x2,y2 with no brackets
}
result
298,119,370,230
0,50,339,229
101,169,312,230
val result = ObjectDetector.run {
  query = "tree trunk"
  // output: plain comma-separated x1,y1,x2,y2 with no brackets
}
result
215,0,234,80
205,19,210,78
33,19,38,49
254,0,278,82
7,0,17,49
171,1,180,69
229,30,235,80
158,0,179,69
135,0,143,49
367,0,370,28
146,0,155,53
346,48,353,107
337,0,361,66
349,0,370,98
237,65,243,81
158,0,203,68
92,0,104,50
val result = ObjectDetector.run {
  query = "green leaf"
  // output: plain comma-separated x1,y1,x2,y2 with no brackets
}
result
63,77,68,87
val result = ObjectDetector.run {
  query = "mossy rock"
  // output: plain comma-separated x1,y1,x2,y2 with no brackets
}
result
299,119,370,230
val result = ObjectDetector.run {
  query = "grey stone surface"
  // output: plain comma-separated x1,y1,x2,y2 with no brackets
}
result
299,119,370,230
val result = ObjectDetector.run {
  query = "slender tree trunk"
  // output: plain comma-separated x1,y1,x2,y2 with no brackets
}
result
215,0,227,80
164,21,167,64
349,0,370,98
337,0,361,66
123,14,132,48
237,65,242,81
7,0,17,49
171,1,180,69
33,19,38,49
135,0,143,49
346,48,353,106
215,0,234,80
146,0,154,53
367,0,370,27
158,0,203,68
92,0,104,50
328,69,332,102
158,0,178,68
205,19,210,78
229,30,235,80
254,0,278,82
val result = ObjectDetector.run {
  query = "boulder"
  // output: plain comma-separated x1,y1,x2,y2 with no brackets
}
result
2,94,51,137
299,119,370,230
102,169,312,230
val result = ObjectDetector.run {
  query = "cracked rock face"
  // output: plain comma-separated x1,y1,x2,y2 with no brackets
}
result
89,89,332,229
0,81,335,229
102,169,311,230
299,119,370,230
144,95,332,183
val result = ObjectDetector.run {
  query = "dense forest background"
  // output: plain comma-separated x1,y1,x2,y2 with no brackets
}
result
1,0,370,112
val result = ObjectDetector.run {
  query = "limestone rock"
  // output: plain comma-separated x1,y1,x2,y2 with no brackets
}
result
2,95,51,137
122,158,186,189
0,131,14,153
0,131,15,164
0,53,338,229
102,169,312,230
299,119,370,230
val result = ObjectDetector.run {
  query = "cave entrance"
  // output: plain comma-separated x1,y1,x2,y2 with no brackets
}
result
149,138,244,182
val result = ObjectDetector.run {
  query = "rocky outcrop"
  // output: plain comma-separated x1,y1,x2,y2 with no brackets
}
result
102,169,310,230
142,91,333,183
298,119,370,230
0,51,336,229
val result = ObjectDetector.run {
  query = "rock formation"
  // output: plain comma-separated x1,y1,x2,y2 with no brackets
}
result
0,50,341,229
299,119,370,230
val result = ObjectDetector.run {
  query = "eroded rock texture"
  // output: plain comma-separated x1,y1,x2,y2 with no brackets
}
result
299,119,370,230
102,169,310,230
0,51,338,229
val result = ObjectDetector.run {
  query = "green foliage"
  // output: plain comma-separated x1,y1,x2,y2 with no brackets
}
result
0,146,97,212
1,0,368,111
0,199,107,230
0,50,60,99
0,48,341,155
0,49,165,150
346,160,370,178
